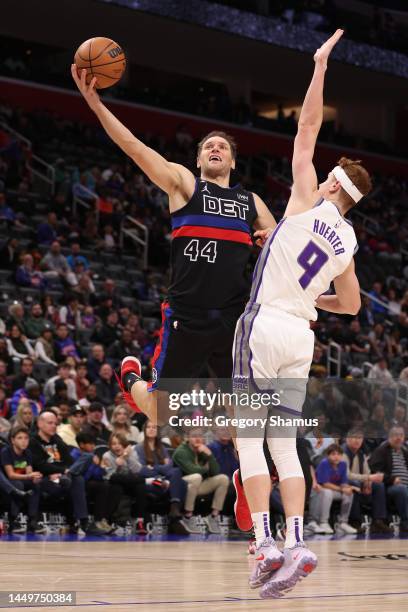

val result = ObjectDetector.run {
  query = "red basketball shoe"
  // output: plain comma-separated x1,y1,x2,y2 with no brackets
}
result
233,469,252,532
115,356,142,413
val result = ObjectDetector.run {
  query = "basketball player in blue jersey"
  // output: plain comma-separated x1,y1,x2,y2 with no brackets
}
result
233,30,373,598
71,69,276,429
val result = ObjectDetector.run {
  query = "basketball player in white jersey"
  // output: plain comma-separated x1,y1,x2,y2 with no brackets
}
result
233,29,372,598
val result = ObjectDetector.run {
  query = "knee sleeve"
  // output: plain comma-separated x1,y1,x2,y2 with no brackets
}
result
266,435,304,481
236,437,269,481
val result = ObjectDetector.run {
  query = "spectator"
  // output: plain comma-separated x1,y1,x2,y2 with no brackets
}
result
107,327,140,365
10,378,44,417
308,443,358,535
98,278,123,310
54,324,80,363
59,295,82,332
37,212,59,245
46,379,69,409
86,344,108,382
6,324,35,360
1,425,45,534
208,427,239,479
57,404,86,448
111,405,144,443
66,242,89,271
95,363,119,407
29,411,104,535
15,254,46,290
75,362,90,400
102,432,148,534
6,302,26,334
92,311,120,347
368,281,388,317
11,356,34,391
135,420,190,535
365,403,388,448
369,426,408,534
305,414,336,461
0,385,9,418
390,404,407,432
342,429,392,534
44,361,77,401
1,426,46,534
0,359,12,393
82,401,111,444
367,357,394,385
70,432,122,533
24,302,49,340
0,237,20,271
173,428,229,534
40,241,77,287
12,401,34,431
34,326,57,366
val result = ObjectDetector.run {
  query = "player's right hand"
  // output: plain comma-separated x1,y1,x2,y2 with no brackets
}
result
71,64,101,111
314,29,344,68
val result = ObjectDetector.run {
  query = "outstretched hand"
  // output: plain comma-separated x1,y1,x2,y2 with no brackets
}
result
314,29,344,68
71,64,101,112
254,228,273,248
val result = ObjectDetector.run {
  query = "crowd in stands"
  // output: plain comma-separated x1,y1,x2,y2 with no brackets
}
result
0,102,407,537
218,0,408,55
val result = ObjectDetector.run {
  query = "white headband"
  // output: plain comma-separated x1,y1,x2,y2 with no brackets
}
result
332,166,363,203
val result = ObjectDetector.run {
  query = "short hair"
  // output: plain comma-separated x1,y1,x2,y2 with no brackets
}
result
336,157,372,208
109,432,129,448
197,131,237,159
326,443,343,455
9,425,29,440
389,426,405,437
346,428,364,438
76,432,96,446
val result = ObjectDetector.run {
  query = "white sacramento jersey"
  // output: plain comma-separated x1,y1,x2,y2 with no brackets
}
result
251,199,358,321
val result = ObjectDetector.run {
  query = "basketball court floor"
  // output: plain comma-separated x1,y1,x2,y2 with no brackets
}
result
1,534,408,611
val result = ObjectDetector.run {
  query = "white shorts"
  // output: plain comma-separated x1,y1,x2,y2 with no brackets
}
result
232,303,314,416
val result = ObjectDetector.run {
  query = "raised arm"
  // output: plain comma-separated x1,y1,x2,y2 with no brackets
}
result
285,30,344,217
315,258,361,315
71,66,195,210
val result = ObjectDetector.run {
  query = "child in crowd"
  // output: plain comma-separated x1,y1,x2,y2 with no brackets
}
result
102,433,148,534
70,432,122,534
1,426,45,534
308,443,359,535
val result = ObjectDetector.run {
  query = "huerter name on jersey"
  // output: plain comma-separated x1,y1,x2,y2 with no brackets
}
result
203,195,249,220
313,218,345,256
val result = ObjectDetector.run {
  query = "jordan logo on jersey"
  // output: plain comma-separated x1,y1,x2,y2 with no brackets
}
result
201,182,210,194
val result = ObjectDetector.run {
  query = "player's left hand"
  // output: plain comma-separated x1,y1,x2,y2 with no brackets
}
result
254,228,273,247
314,29,344,68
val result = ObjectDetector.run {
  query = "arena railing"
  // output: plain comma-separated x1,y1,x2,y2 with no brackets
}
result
327,341,342,378
0,120,55,196
72,184,99,225
119,215,149,270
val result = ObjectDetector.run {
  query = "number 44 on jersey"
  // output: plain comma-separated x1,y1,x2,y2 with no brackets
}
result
184,239,217,263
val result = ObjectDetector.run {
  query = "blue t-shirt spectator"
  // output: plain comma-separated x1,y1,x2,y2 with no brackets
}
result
208,439,239,479
316,457,348,486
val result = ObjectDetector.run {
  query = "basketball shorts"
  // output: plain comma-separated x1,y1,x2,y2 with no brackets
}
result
232,302,314,419
149,301,242,392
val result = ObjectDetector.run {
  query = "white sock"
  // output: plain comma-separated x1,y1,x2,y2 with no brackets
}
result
285,515,303,548
251,511,272,546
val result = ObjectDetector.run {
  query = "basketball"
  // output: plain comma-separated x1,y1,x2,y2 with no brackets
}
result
74,37,126,89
